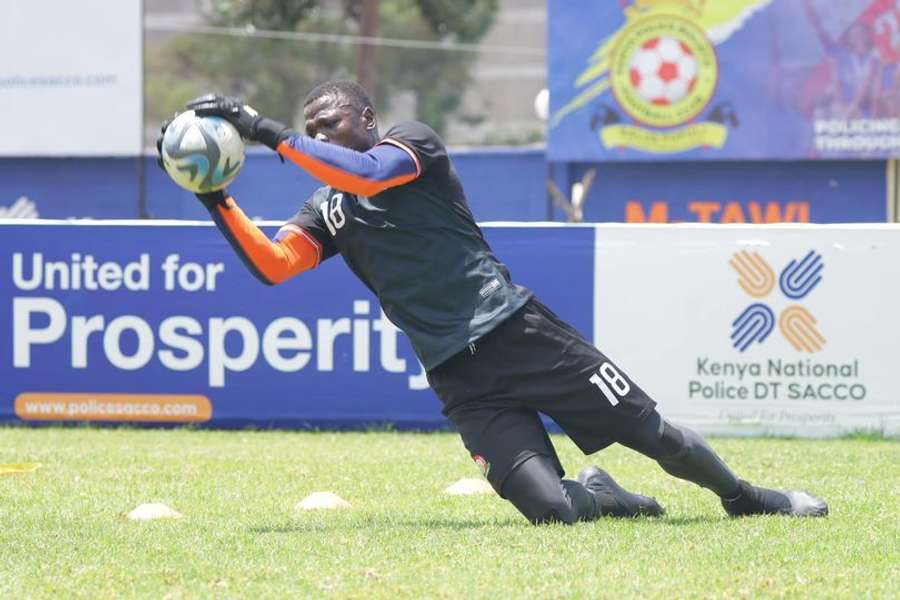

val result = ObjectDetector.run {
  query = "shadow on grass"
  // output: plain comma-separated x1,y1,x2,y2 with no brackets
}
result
250,514,728,534
653,515,724,526
250,517,524,534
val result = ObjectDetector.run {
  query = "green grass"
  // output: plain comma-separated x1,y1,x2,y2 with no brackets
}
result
1,428,898,598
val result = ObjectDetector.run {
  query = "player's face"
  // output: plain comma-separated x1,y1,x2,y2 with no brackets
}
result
304,93,377,152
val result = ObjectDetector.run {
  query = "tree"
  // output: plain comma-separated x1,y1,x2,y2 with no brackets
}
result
145,0,498,142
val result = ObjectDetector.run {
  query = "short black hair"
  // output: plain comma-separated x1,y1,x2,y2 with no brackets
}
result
304,80,374,112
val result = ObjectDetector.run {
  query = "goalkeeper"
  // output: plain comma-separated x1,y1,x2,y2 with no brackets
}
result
158,81,827,525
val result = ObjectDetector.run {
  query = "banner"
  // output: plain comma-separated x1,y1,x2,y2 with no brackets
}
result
0,158,141,219
569,160,888,223
549,0,900,161
0,221,593,428
2,153,884,223
594,224,900,435
0,1,142,156
2,221,897,435
0,148,547,221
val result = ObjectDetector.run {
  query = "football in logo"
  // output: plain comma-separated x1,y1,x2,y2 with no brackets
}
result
610,14,718,128
629,37,698,106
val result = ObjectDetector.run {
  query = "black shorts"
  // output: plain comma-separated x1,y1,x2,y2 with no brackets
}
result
426,298,657,496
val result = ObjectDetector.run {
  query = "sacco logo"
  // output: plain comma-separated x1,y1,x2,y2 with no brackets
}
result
729,250,825,353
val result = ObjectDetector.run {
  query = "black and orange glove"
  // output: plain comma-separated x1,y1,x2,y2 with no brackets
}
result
185,94,294,151
155,115,176,169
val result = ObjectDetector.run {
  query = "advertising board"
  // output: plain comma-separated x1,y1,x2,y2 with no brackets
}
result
550,0,900,161
0,221,592,428
0,1,142,156
2,220,896,435
594,224,900,435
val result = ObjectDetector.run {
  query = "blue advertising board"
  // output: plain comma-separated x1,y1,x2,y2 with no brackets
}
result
0,222,594,428
143,148,549,222
0,149,548,222
0,157,141,219
562,159,887,223
549,0,900,161
1,153,887,224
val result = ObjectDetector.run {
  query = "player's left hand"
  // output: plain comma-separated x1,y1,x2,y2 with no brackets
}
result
186,94,261,140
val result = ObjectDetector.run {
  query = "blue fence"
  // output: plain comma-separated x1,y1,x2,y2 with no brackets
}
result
0,150,887,223
5,220,897,435
556,160,888,223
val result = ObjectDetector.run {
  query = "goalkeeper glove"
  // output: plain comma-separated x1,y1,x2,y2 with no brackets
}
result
185,94,294,151
155,116,174,170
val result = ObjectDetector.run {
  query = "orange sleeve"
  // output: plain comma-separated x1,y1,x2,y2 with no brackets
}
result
212,197,321,285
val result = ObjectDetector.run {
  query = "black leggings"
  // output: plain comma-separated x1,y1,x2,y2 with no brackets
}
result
618,411,740,497
500,411,741,525
500,453,599,524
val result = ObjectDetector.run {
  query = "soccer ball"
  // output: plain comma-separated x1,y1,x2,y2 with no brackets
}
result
160,110,245,193
629,37,698,106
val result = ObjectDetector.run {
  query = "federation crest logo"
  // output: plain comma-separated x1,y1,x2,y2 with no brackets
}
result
551,0,776,154
611,15,718,129
729,250,826,353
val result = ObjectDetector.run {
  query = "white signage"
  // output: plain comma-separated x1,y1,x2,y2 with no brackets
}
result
594,224,900,437
0,1,142,156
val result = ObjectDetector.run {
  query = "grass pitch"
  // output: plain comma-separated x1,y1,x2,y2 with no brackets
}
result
1,428,898,598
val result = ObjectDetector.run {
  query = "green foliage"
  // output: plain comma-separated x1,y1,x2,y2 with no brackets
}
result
145,0,498,140
2,428,899,597
146,10,351,134
413,0,498,42
206,0,319,30
373,2,469,135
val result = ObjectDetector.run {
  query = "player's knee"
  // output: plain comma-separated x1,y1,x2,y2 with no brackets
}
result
527,480,598,525
658,422,721,466
501,455,579,525
505,478,578,525
527,493,579,525
659,420,689,459
652,420,740,497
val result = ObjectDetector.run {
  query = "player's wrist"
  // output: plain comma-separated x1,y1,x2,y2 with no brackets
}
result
195,190,228,210
252,117,293,151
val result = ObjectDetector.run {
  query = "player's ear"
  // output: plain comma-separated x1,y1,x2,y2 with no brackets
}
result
362,106,377,130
